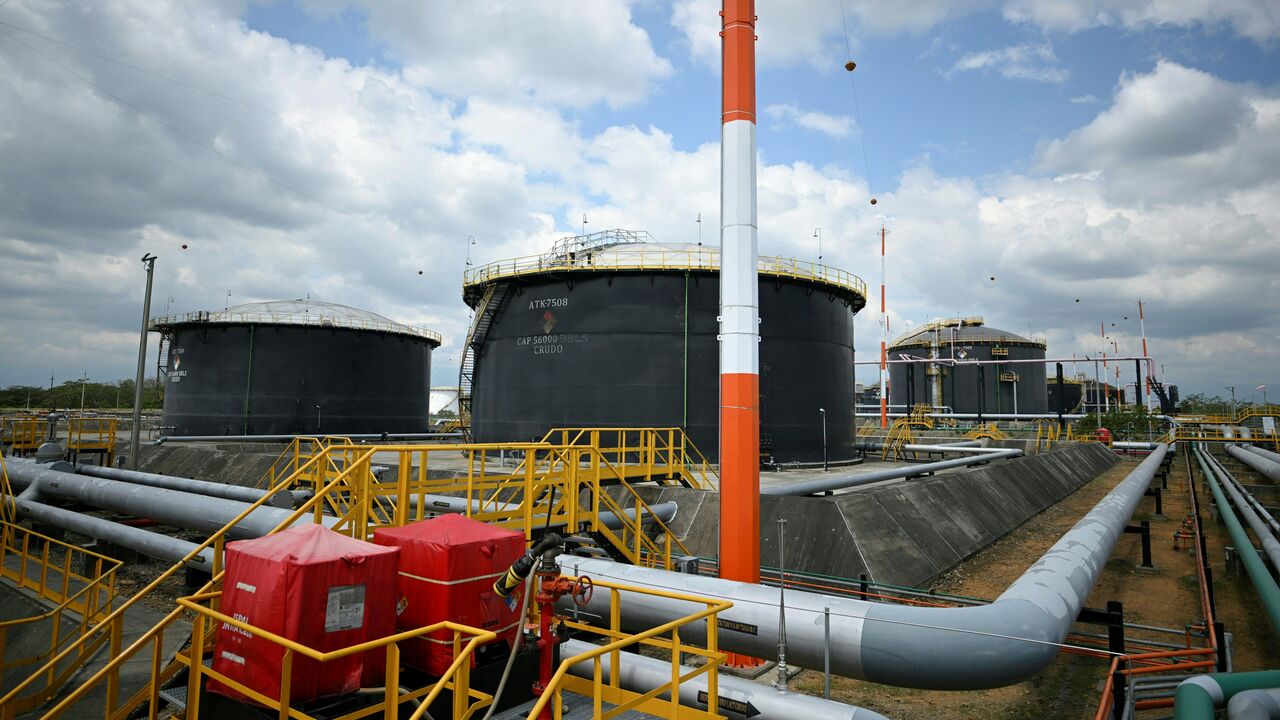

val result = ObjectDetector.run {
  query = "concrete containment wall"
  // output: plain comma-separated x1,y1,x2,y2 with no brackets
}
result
132,443,281,489
626,442,1119,588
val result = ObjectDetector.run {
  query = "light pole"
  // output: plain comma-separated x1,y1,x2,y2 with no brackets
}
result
813,227,822,263
315,404,322,432
775,516,789,691
80,371,88,412
1226,386,1236,417
129,253,156,469
818,407,827,471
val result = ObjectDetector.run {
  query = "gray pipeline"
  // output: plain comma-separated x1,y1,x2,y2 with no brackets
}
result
559,445,1168,690
854,441,1002,455
1229,445,1280,484
73,463,294,507
414,493,677,532
1243,444,1280,465
154,432,462,444
13,496,214,567
561,638,888,720
1208,452,1280,535
1200,450,1280,574
855,412,1087,420
762,448,1023,497
1227,689,1280,719
5,457,335,539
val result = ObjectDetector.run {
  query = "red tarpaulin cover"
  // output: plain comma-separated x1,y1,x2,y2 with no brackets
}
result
372,515,525,675
209,524,400,704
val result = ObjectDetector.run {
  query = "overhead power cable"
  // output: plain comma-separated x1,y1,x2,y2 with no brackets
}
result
837,0,877,205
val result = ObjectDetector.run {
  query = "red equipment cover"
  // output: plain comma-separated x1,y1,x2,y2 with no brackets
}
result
372,515,525,675
209,525,400,704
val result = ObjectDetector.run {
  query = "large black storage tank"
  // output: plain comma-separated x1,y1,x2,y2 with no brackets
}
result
886,318,1048,415
153,300,441,436
461,230,867,463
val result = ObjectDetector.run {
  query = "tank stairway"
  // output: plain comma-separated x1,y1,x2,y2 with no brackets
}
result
533,428,717,491
155,332,172,386
458,282,511,432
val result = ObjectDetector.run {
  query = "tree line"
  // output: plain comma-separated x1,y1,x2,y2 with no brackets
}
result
0,379,164,412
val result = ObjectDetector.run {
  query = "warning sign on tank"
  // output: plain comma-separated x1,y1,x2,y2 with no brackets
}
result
325,585,366,632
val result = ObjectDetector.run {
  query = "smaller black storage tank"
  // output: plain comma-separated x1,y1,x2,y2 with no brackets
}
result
887,317,1048,415
152,299,441,436
1046,377,1085,414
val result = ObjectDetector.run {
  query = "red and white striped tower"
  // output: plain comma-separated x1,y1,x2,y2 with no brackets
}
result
1101,321,1109,411
718,0,760,593
1138,299,1151,408
879,225,888,428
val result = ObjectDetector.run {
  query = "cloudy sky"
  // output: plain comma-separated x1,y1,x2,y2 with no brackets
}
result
1,0,1277,400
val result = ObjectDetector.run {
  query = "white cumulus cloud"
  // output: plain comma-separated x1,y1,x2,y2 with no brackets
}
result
948,42,1069,83
764,104,857,137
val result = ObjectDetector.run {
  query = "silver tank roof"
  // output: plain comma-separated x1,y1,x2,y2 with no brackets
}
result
151,299,442,345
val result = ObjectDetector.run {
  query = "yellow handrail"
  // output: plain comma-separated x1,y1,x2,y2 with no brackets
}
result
9,434,704,717
174,591,495,720
66,417,118,457
535,576,730,720
539,427,717,490
0,522,122,715
464,246,868,303
0,451,12,525
8,448,358,718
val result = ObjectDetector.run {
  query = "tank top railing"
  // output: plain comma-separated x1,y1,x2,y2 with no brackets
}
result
463,247,867,302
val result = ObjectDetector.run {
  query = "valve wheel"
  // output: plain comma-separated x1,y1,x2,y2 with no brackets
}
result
572,576,594,607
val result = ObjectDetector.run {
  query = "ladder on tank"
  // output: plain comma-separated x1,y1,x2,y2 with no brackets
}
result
457,283,509,433
155,332,173,401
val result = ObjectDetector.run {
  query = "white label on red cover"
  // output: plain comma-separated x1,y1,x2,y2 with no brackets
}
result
235,582,257,593
325,584,366,632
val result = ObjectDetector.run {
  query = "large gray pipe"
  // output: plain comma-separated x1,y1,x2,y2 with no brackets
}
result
1113,442,1162,450
13,497,214,567
154,432,462,444
762,448,1023,497
855,440,1004,455
856,412,1087,420
559,445,1168,689
1228,689,1280,719
1228,445,1280,484
74,463,291,507
5,458,334,539
1244,444,1280,465
561,639,887,720
1208,451,1280,535
1201,450,1280,572
415,493,677,532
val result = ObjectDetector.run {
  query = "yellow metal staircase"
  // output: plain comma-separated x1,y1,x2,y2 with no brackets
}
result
1,432,718,719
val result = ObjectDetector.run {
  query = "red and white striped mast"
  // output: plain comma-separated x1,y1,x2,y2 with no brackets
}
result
1138,299,1151,408
879,225,888,428
718,0,760,595
1100,321,1109,411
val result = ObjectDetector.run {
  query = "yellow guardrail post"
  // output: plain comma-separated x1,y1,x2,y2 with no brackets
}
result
524,450,535,541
